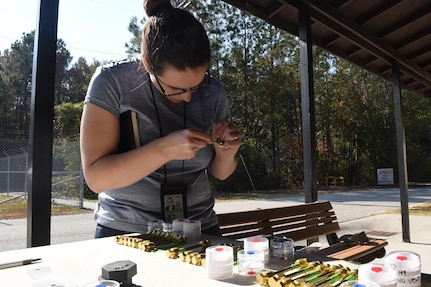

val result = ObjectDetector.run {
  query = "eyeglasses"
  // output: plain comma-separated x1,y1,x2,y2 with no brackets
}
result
154,72,211,97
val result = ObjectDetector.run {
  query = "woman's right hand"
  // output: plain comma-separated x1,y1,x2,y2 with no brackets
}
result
163,129,212,160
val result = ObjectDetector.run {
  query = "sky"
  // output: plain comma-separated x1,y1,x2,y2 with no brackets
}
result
0,0,146,63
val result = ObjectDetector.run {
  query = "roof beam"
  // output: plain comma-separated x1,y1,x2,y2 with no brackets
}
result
357,0,403,25
377,7,431,39
394,28,431,51
303,0,431,91
223,0,299,35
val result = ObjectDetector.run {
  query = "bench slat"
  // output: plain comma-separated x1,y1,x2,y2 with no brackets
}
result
217,201,340,241
217,201,336,225
274,222,340,242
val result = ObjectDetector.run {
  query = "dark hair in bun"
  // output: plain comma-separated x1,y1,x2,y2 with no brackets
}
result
142,0,210,75
143,0,172,17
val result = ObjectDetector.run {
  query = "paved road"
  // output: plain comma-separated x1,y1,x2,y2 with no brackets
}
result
1,187,430,252
214,187,431,223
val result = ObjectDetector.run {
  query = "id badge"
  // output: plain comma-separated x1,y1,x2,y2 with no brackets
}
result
161,183,189,222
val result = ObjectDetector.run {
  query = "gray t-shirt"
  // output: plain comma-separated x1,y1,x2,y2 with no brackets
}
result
84,58,231,233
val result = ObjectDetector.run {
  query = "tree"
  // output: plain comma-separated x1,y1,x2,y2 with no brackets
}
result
0,51,12,135
0,32,34,135
403,92,431,182
54,102,83,137
125,16,145,58
318,56,397,185
0,31,74,136
65,57,100,103
55,39,73,105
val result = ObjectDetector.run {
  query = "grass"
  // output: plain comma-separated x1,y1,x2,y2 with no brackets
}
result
0,195,93,220
379,200,431,216
214,189,304,201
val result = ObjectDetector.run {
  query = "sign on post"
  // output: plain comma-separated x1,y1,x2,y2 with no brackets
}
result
377,168,394,185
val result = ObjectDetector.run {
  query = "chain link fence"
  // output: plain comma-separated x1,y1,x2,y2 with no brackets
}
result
0,136,84,208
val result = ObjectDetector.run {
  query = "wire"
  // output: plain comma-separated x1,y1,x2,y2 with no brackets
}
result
67,46,127,57
88,0,138,14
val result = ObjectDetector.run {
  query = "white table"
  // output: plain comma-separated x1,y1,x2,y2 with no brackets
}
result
0,235,360,287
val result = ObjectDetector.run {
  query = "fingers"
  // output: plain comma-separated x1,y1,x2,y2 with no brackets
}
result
164,129,213,160
187,129,212,145
229,130,242,141
211,121,234,141
211,121,243,149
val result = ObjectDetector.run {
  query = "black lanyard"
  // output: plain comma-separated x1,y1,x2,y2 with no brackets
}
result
149,73,185,184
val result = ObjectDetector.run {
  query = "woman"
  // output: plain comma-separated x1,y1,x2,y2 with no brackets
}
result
80,0,242,238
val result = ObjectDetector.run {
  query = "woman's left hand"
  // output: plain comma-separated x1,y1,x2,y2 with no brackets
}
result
211,120,243,151
208,120,243,180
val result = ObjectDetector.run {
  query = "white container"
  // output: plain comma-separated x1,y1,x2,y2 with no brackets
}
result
237,249,265,276
183,220,201,240
162,222,173,233
147,220,163,232
244,236,269,264
270,236,295,261
359,263,397,287
385,251,421,287
172,219,189,235
205,246,234,279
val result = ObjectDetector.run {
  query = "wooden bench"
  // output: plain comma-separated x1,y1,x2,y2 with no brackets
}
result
325,176,344,186
216,201,387,262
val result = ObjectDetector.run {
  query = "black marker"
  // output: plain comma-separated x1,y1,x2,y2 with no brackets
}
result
0,258,42,270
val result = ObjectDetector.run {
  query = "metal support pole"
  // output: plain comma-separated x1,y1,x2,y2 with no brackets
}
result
391,60,410,242
27,0,59,247
7,154,10,195
298,2,317,203
239,154,257,192
79,165,84,209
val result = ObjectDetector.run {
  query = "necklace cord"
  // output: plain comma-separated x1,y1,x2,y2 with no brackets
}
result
149,73,185,184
